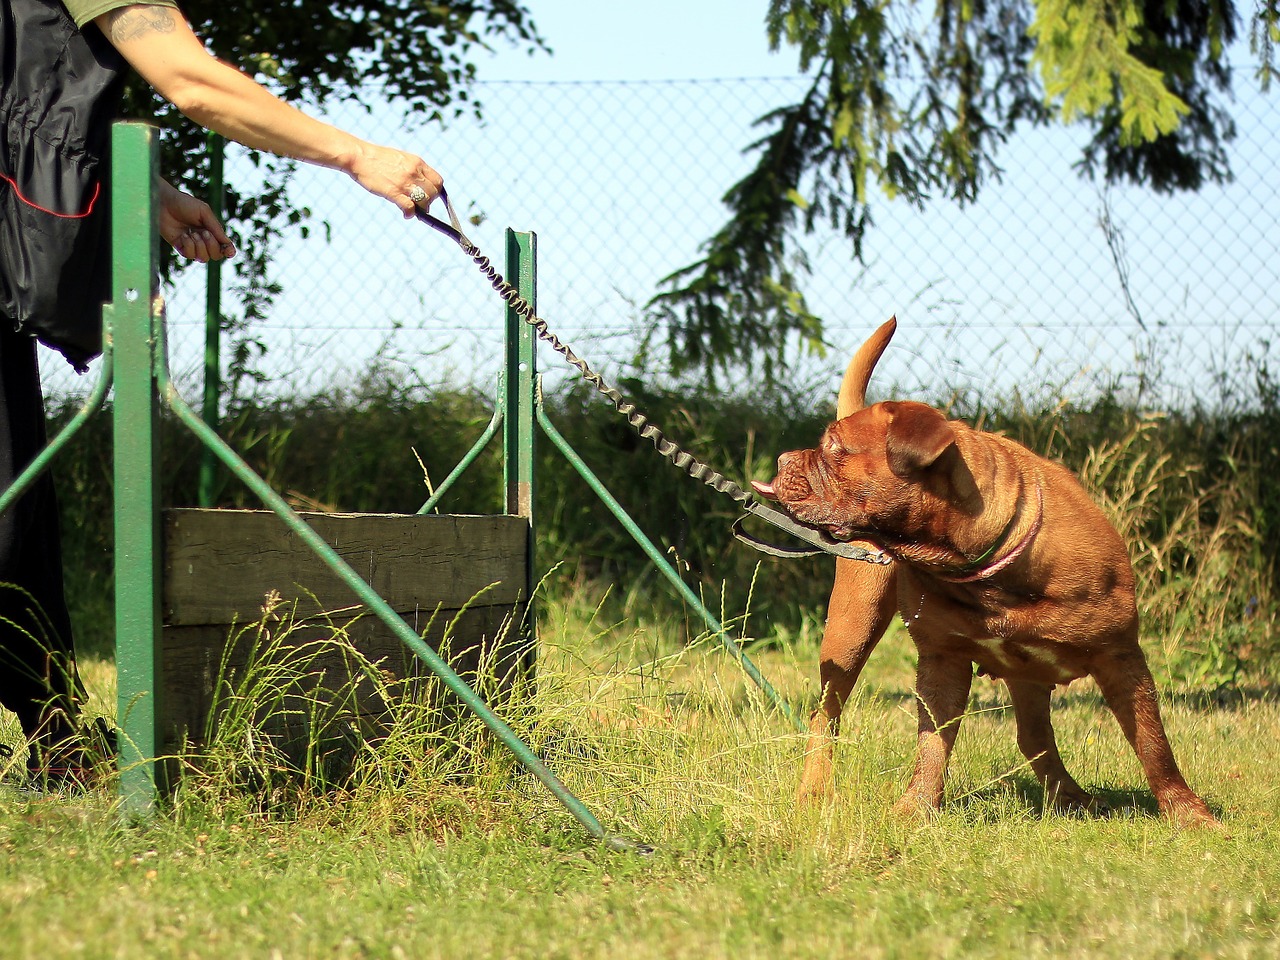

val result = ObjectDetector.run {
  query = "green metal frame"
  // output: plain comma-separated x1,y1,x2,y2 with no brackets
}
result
410,234,803,732
418,243,805,733
503,231,538,673
0,121,641,850
1,120,800,849
109,124,638,845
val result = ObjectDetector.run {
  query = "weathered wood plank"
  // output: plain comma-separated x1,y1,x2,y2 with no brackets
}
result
163,509,528,626
158,509,533,770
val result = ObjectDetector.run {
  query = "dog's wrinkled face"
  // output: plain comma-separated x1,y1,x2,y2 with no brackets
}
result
752,401,956,540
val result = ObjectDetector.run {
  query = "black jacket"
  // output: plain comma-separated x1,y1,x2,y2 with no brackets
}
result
0,0,127,370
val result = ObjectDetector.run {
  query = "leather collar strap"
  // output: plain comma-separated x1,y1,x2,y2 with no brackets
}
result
734,484,1045,574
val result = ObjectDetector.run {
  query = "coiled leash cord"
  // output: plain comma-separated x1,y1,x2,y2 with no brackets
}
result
416,190,889,565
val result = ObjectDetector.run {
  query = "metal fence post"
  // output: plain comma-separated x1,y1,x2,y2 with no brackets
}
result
198,132,225,508
108,122,163,812
504,230,537,657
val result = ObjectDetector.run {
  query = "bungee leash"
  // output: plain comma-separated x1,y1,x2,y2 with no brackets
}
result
415,189,890,566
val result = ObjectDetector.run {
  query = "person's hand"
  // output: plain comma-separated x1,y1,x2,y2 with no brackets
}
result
346,142,444,218
157,178,236,262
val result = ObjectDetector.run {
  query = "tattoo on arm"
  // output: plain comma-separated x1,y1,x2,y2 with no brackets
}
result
104,6,178,43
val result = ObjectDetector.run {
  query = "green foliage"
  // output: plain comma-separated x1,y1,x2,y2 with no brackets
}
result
655,0,1260,382
47,347,1280,690
653,0,1042,380
1255,0,1280,88
1030,0,1190,140
647,83,832,383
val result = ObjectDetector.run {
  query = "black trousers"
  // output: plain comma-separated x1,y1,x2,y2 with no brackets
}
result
0,323,82,748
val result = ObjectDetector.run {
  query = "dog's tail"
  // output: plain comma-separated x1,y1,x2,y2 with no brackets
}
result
837,316,896,418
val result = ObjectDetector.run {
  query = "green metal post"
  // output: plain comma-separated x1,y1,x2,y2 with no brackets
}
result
108,122,163,811
504,231,537,660
504,230,537,521
198,132,225,507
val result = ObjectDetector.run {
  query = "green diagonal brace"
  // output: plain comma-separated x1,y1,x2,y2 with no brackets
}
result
417,381,503,515
536,403,804,732
0,351,113,516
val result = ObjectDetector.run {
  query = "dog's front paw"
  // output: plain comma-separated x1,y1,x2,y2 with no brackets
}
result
891,792,941,824
796,750,835,804
1164,796,1225,831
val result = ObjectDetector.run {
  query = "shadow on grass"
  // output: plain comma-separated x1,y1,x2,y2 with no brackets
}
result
950,773,1230,824
945,774,1161,823
854,681,1279,716
1162,686,1280,711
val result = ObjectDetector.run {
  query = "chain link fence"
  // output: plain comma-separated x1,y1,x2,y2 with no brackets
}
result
41,73,1280,411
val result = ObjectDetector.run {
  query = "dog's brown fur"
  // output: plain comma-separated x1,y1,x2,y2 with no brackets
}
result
754,317,1218,827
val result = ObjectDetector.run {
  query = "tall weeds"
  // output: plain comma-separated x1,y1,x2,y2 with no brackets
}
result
1076,417,1271,691
45,352,1280,690
160,575,818,841
169,591,532,829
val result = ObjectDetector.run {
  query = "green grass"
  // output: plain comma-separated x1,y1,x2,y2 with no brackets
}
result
2,592,1278,959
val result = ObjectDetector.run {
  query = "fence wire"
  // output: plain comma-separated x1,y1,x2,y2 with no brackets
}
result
41,74,1280,411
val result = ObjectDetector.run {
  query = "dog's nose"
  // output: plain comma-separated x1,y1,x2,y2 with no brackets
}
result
771,451,812,501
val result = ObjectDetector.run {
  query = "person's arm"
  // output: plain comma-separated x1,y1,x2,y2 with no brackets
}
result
95,4,443,218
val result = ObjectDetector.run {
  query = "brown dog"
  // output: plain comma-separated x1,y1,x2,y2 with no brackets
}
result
753,317,1218,827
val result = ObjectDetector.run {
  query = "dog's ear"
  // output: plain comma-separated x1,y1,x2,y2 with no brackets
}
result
884,402,955,478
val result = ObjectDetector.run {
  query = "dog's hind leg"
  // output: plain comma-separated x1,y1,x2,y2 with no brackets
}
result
893,650,973,820
1091,650,1221,828
798,558,897,803
1005,679,1106,817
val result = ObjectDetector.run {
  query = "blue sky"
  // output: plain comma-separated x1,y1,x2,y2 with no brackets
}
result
477,2,800,82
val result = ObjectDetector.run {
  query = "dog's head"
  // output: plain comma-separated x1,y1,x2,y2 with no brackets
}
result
752,317,961,540
754,400,957,540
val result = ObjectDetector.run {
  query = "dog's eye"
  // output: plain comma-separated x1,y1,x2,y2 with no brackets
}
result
822,431,845,457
